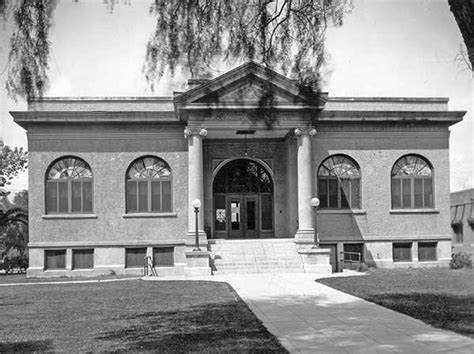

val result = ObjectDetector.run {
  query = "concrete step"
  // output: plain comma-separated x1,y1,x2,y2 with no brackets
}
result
208,238,304,274
212,266,305,274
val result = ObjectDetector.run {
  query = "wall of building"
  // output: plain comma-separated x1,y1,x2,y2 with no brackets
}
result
310,122,452,268
451,188,474,256
26,123,189,277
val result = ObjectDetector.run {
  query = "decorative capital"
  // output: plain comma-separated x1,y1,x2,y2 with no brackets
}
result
184,127,208,138
294,127,317,137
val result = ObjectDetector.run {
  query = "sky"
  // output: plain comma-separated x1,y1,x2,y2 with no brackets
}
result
0,0,472,195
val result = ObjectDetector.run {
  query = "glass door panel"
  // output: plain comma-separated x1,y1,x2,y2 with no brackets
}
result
229,196,243,238
244,196,258,238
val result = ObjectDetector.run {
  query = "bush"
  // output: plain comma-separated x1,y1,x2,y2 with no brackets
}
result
450,252,472,269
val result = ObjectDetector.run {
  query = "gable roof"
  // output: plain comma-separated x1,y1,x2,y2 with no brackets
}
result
173,61,328,117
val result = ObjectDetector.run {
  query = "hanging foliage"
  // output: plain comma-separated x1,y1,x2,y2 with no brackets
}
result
144,0,352,92
6,0,58,101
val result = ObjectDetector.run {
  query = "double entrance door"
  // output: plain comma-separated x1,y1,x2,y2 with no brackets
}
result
229,194,258,238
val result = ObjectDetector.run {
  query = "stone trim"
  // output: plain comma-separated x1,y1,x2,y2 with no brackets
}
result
318,209,367,215
28,240,186,248
122,212,177,218
42,214,98,219
389,209,440,214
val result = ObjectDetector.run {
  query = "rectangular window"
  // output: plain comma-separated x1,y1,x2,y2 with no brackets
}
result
151,181,161,211
153,247,174,267
391,179,401,208
83,181,93,212
328,179,338,208
414,178,423,208
393,243,412,262
46,182,58,213
424,178,433,208
125,248,146,268
418,242,437,262
343,243,363,262
138,181,148,212
71,181,82,212
318,179,328,208
340,179,350,209
162,180,172,211
58,182,69,213
72,249,94,269
45,250,66,270
261,194,273,230
401,179,411,209
126,181,138,212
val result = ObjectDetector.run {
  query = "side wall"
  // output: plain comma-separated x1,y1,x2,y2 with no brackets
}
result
27,123,188,277
307,123,451,268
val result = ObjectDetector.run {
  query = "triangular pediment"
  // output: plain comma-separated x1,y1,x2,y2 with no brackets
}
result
174,62,327,111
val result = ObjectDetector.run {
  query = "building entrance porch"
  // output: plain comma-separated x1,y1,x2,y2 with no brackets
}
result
212,158,274,239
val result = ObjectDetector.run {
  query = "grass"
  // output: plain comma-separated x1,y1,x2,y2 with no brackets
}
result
0,280,287,352
317,267,474,338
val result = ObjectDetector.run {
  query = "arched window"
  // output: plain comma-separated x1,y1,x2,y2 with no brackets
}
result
391,155,433,209
126,156,172,213
318,155,361,209
46,156,93,214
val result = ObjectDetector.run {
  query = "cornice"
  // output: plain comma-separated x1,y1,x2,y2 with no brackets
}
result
11,110,178,129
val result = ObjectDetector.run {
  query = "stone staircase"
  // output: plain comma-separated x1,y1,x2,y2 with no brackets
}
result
208,238,305,274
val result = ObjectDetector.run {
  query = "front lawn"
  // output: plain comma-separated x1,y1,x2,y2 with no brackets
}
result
317,268,474,338
0,280,287,352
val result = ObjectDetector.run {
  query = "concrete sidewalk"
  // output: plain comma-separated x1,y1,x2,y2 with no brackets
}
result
158,273,474,353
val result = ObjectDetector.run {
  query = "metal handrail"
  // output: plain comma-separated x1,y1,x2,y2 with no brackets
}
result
143,256,158,277
340,251,362,270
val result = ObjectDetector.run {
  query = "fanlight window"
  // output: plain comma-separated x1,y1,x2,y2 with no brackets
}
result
213,159,273,194
126,156,172,213
46,157,93,213
318,155,361,209
391,155,433,209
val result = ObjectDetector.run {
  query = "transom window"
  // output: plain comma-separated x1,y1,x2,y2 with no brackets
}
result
391,155,433,209
318,155,361,209
126,156,172,213
46,157,93,214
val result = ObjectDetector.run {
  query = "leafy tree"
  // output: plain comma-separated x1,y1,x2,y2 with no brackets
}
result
0,144,28,196
448,0,473,72
0,143,28,258
4,0,352,101
144,0,352,92
0,191,28,259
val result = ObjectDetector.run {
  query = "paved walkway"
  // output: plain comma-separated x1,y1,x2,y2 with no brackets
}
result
150,273,474,353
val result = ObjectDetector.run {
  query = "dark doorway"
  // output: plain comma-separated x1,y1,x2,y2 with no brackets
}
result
213,159,274,238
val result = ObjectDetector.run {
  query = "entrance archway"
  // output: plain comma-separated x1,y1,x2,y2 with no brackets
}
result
212,158,274,238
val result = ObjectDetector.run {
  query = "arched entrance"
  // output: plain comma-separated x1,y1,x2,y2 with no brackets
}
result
213,158,274,239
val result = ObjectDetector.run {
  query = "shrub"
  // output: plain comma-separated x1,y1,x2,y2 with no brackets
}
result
449,252,472,269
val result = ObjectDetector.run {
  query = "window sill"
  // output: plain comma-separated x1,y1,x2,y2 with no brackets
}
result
42,214,98,219
123,212,177,219
389,209,439,214
318,209,367,215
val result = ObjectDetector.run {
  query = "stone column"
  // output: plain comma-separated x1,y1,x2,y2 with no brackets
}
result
184,127,208,246
294,127,317,248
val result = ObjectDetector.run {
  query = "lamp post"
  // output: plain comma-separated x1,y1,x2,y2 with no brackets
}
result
310,197,320,249
191,199,201,251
